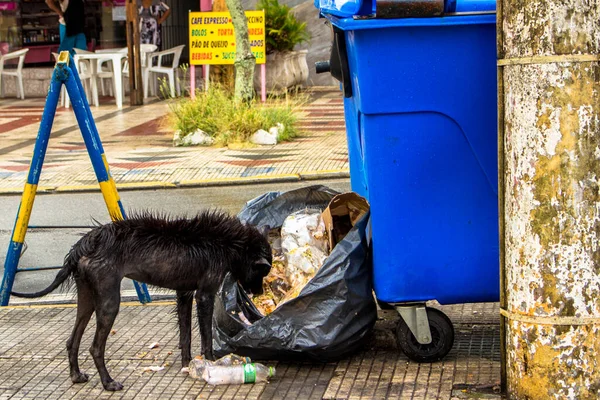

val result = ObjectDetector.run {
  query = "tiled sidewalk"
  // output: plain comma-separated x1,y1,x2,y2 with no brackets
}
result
0,302,501,400
0,88,348,194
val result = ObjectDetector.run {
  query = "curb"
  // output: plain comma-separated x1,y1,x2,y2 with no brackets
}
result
0,170,350,196
2,290,178,308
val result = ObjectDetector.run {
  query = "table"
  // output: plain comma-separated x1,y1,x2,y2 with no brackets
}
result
74,51,127,109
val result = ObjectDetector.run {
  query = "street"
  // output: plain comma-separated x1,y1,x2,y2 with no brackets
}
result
0,179,350,302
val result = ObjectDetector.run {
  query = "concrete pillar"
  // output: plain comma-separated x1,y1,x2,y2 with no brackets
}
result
498,1,600,399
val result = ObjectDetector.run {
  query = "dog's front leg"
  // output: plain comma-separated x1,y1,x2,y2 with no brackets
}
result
176,291,194,367
195,291,215,361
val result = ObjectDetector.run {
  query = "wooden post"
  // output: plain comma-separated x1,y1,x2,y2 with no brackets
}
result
126,0,143,105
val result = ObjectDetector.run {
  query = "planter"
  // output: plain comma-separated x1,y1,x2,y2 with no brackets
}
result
254,50,309,95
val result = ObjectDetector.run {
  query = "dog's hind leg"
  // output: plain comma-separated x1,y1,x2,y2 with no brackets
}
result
89,280,123,391
67,279,94,384
176,291,194,367
195,291,215,361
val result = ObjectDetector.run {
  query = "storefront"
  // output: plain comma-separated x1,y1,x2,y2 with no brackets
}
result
0,0,192,66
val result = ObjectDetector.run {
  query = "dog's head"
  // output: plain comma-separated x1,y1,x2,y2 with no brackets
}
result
239,225,272,296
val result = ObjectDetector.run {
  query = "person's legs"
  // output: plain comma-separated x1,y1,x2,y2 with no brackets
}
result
58,34,76,54
59,23,66,43
73,33,87,51
58,33,87,56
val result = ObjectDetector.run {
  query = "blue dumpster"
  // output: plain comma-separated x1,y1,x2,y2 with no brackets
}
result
315,0,498,361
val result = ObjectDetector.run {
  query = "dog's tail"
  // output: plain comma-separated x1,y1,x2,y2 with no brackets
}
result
11,248,79,298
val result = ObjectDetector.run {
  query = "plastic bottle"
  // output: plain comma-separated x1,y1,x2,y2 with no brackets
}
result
202,363,276,385
188,354,252,379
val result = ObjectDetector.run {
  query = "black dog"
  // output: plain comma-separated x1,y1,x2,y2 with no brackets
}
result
12,211,272,391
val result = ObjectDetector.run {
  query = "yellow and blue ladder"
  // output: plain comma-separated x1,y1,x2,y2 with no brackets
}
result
0,51,151,306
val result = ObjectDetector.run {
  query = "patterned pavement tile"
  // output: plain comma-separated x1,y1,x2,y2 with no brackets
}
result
0,89,348,193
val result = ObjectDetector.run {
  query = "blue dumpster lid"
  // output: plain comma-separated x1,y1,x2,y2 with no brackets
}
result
315,0,374,18
316,0,495,19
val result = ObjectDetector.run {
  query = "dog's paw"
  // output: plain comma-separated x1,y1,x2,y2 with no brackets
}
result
71,372,89,384
104,380,124,391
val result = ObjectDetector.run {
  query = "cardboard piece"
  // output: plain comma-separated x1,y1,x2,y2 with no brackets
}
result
321,192,370,250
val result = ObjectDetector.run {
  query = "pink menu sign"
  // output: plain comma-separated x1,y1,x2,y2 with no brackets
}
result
0,2,17,11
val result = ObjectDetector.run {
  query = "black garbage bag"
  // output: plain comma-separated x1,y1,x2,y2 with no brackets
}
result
212,185,377,361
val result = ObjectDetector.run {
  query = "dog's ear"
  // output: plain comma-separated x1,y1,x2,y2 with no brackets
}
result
257,225,270,239
254,257,271,275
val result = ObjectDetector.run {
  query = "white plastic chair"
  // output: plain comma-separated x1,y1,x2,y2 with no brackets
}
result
0,48,29,99
54,52,99,108
145,44,185,98
97,59,116,97
73,58,99,107
75,48,114,97
122,44,157,96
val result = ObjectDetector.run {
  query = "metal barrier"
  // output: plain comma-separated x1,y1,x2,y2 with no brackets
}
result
0,51,151,306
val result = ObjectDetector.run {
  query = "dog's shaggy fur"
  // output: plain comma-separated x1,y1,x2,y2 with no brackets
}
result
12,210,272,391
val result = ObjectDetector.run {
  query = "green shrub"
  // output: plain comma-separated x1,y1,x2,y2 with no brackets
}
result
257,0,310,53
164,85,305,146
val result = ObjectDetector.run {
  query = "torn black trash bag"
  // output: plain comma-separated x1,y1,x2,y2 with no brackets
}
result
212,185,377,361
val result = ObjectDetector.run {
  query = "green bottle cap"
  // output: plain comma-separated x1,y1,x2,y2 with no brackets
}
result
243,363,256,383
268,366,275,378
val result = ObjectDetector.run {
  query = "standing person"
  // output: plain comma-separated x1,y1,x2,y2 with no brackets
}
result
45,0,112,55
45,0,85,54
139,0,170,50
56,0,68,44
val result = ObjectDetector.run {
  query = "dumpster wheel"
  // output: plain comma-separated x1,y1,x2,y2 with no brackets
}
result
396,307,454,362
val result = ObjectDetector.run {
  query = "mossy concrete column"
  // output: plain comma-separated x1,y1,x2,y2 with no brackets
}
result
498,1,600,399
225,0,256,102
